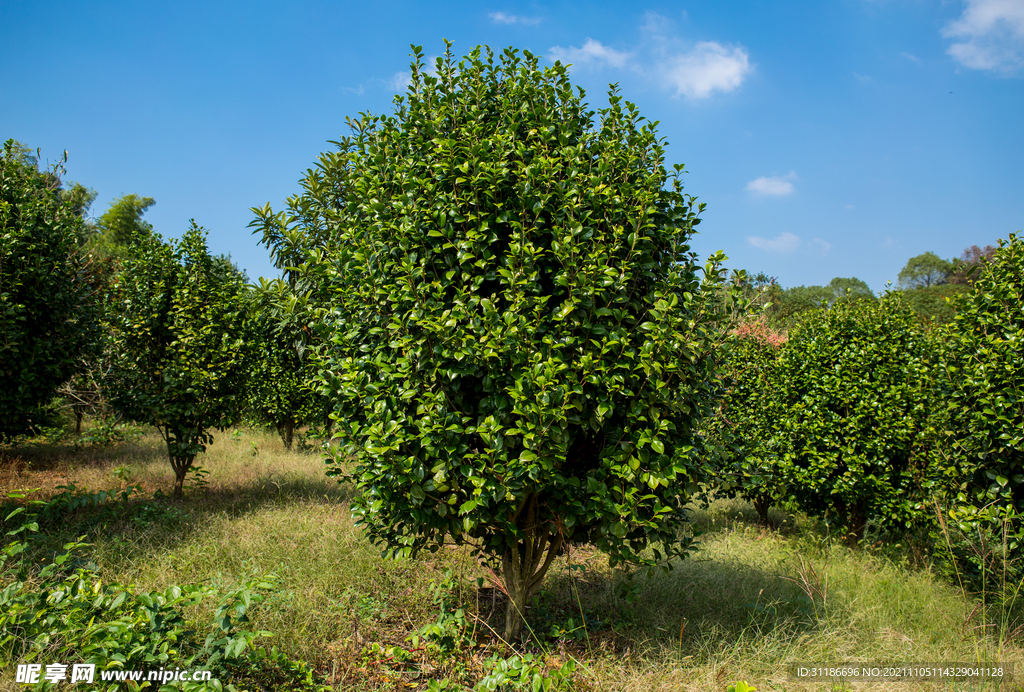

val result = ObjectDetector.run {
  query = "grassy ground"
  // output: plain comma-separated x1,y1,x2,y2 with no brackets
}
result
2,424,1022,691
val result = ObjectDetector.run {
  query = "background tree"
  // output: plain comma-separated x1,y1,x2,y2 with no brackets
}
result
61,182,99,245
773,294,933,544
729,270,781,318
0,140,100,440
901,283,966,325
708,317,787,525
105,223,247,498
898,251,952,289
294,43,735,640
949,243,998,286
246,190,336,447
242,278,323,449
774,277,875,322
90,193,155,256
828,276,874,301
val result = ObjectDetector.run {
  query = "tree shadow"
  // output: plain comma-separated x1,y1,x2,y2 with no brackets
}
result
479,547,831,658
0,463,355,567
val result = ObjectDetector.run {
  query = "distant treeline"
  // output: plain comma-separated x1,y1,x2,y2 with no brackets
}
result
734,244,998,325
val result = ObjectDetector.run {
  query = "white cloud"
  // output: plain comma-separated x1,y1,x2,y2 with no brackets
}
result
943,0,1024,74
660,42,752,98
745,171,797,196
812,238,832,255
341,84,365,96
853,71,873,82
845,203,855,210
747,232,801,253
386,71,411,92
548,39,633,69
901,51,922,63
489,11,541,26
548,16,752,100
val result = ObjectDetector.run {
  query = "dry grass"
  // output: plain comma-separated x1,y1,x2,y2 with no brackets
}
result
3,426,1024,691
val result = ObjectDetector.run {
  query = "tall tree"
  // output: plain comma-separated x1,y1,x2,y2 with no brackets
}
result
293,43,736,640
898,251,952,289
106,223,247,498
0,140,100,440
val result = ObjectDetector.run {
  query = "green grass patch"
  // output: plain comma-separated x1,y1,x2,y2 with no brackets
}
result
2,427,1022,691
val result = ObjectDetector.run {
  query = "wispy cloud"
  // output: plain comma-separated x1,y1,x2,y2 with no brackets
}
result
901,51,922,63
341,84,365,96
853,71,873,82
943,0,1024,74
386,71,411,92
747,232,801,253
812,238,832,255
548,39,633,69
489,11,541,26
746,171,797,196
548,14,753,100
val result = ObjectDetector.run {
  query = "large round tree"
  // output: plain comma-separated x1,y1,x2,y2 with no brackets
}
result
276,44,733,640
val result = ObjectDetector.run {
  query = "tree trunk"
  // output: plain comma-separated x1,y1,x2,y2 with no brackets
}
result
499,494,564,641
752,494,772,527
166,434,193,501
277,418,294,450
172,465,187,500
846,503,867,548
74,409,83,435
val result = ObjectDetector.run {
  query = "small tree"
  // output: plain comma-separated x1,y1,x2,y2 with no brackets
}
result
106,223,247,498
290,43,733,639
0,140,101,440
773,294,933,544
242,278,323,449
708,317,787,525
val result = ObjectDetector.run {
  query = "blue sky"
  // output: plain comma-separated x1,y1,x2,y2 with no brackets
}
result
2,1,1022,291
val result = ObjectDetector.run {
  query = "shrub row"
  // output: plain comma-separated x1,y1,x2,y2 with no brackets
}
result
713,233,1024,559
